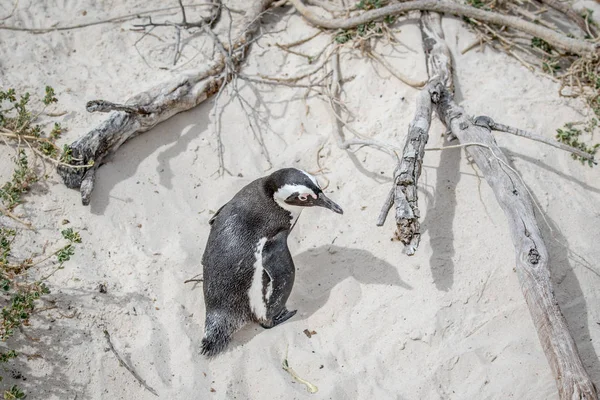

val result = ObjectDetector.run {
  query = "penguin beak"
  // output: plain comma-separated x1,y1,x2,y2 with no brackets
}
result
315,193,343,214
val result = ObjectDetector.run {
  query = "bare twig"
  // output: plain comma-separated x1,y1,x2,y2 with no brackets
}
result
376,186,395,226
132,0,222,30
474,115,597,164
259,44,336,83
277,30,322,49
0,204,33,229
0,3,219,33
178,0,188,25
287,0,597,55
131,0,222,66
367,50,427,88
325,49,403,162
282,347,318,393
0,0,19,21
103,330,158,397
183,273,203,283
238,74,325,88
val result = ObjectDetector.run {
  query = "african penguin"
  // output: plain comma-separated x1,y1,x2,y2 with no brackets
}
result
200,168,343,357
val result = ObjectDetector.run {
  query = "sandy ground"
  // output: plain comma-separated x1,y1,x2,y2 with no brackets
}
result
1,1,599,399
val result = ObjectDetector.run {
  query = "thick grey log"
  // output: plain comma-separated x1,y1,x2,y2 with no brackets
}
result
421,11,598,399
58,0,274,205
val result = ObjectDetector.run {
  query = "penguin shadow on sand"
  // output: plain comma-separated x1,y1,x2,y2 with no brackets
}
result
291,244,413,315
232,245,412,347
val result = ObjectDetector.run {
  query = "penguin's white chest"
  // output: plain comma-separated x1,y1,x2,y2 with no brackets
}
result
248,238,272,321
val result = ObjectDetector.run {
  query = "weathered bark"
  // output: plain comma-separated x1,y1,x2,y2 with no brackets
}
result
376,87,432,254
287,0,597,55
375,5,457,253
57,0,274,205
421,11,598,399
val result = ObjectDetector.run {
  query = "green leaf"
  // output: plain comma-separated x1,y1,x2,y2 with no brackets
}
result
43,86,57,106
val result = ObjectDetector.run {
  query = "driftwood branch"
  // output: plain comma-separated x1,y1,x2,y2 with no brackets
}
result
376,87,432,255
377,8,452,254
420,11,598,399
287,0,597,55
57,0,275,205
474,116,597,164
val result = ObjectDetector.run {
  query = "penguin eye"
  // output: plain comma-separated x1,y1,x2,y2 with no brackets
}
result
298,194,308,201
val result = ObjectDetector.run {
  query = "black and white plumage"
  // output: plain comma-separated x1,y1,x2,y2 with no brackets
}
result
200,168,343,357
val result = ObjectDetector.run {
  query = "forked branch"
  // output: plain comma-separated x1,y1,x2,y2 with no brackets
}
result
474,116,597,164
420,11,598,399
287,0,597,55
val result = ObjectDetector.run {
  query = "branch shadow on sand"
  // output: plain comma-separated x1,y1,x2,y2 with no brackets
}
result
504,149,600,386
232,245,412,348
420,135,461,292
538,213,600,387
88,103,211,215
0,312,86,399
0,289,155,399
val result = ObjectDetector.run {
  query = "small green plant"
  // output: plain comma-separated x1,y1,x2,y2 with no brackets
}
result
465,0,493,10
335,0,395,45
0,86,92,193
335,30,354,44
3,385,25,399
531,37,554,54
0,223,81,397
0,151,38,211
541,57,561,75
356,0,383,10
466,0,486,8
0,86,82,397
556,121,600,166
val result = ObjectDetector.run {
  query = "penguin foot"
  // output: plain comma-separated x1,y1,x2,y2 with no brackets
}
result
260,309,297,329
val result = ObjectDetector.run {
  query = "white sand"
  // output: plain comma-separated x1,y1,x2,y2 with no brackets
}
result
1,1,599,399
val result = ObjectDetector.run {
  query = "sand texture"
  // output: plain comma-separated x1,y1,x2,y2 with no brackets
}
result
0,1,599,399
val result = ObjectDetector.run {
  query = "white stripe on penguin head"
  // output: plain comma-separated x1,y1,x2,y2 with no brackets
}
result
273,184,316,201
273,184,317,225
273,184,316,222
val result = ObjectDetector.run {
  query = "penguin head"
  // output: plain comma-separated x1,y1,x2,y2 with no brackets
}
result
267,168,343,214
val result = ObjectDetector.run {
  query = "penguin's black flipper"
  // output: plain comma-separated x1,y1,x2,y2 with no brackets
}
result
208,204,226,226
261,230,297,327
